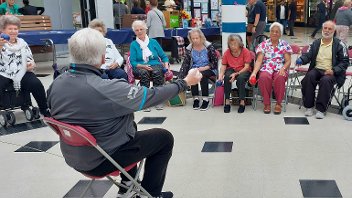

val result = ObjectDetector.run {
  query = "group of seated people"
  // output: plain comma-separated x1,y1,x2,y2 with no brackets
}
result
1,13,349,198
0,0,45,15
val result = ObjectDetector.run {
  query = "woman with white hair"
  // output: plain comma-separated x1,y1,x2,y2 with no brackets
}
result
0,15,50,117
334,0,352,44
219,34,252,113
88,19,127,81
179,28,219,111
250,22,292,114
129,20,170,110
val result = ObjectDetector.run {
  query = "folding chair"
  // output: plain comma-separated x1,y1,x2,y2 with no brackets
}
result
43,117,152,198
287,44,301,97
228,51,257,109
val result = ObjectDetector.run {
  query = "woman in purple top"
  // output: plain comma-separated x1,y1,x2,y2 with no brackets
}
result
250,22,292,114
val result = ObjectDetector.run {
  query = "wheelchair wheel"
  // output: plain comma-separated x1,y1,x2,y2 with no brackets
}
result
6,111,16,126
341,96,350,109
342,106,352,121
32,107,40,119
0,112,7,127
24,108,34,121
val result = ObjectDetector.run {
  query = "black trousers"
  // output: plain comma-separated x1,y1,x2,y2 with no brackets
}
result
0,72,48,111
311,18,324,37
224,69,250,100
133,64,165,88
82,128,174,197
288,19,295,36
191,70,216,97
301,68,336,112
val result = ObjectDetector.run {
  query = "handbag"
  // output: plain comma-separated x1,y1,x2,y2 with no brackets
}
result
167,91,186,106
213,85,224,106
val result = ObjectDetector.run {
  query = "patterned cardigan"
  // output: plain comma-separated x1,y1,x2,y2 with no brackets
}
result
178,41,218,79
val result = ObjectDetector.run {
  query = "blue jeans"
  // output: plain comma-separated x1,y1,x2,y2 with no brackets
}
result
278,19,287,34
102,68,128,81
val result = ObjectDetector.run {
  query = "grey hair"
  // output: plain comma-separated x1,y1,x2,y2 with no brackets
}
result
270,22,283,35
0,15,21,30
187,28,206,45
322,20,336,30
343,0,351,6
68,28,106,66
131,20,148,31
88,19,107,36
227,34,244,48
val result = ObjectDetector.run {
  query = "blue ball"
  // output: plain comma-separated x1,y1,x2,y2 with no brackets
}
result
0,33,10,41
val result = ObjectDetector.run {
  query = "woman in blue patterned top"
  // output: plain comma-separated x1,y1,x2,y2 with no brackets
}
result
179,28,219,111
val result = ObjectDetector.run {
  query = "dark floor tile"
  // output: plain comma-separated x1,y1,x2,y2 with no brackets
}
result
64,180,113,198
138,117,166,124
201,142,233,152
300,180,342,197
0,120,47,136
284,117,309,125
290,37,298,39
36,74,50,77
15,141,58,152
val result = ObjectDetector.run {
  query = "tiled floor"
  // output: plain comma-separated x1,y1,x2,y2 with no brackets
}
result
0,27,351,198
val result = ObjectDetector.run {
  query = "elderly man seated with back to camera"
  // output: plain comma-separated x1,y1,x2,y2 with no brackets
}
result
296,20,349,119
47,28,203,198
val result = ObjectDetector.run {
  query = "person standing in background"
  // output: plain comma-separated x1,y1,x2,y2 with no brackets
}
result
0,0,19,15
248,0,266,50
334,0,352,44
146,0,166,45
330,0,344,19
19,0,45,15
276,1,288,35
311,0,327,39
113,0,128,29
131,0,146,14
288,0,297,36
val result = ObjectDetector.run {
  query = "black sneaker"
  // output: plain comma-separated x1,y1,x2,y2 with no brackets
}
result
224,104,231,113
193,99,200,110
200,100,209,111
155,191,174,198
238,105,245,113
136,191,173,198
40,109,51,117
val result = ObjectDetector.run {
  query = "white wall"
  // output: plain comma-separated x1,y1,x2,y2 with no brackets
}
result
94,0,114,29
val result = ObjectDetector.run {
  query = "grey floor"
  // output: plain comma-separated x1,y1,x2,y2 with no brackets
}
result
0,27,351,198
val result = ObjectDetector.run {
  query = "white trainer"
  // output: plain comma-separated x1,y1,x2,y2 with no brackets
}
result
315,111,325,119
304,108,314,116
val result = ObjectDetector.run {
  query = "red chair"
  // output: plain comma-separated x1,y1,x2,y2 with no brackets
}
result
43,117,152,198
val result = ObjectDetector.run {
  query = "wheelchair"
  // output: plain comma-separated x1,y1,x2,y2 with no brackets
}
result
0,83,40,127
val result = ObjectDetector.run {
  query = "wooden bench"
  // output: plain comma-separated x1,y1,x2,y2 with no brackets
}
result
17,15,52,31
15,15,53,61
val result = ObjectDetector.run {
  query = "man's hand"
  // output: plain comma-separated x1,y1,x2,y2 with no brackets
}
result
325,69,334,76
27,60,36,72
164,62,170,71
184,68,202,86
218,74,224,82
109,62,119,70
251,27,256,33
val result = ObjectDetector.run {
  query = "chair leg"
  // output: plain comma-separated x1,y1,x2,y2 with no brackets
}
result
80,179,95,198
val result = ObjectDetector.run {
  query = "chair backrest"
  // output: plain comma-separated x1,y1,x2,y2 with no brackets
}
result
43,117,97,147
290,44,301,54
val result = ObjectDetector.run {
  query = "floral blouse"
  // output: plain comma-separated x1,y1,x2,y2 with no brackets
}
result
256,39,292,74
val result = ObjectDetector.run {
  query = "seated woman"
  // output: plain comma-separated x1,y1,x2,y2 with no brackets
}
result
129,20,170,111
250,22,292,114
179,28,218,111
219,34,252,113
88,19,127,81
0,15,50,117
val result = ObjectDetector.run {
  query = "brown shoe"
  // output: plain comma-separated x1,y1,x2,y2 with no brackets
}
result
263,105,271,114
274,103,282,115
